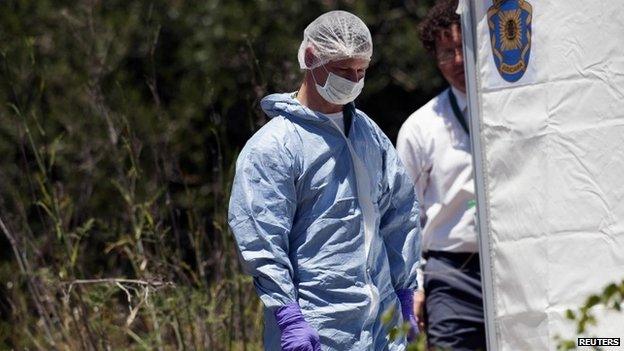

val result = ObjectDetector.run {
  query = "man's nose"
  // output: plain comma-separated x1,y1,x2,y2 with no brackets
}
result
454,48,464,65
346,70,360,82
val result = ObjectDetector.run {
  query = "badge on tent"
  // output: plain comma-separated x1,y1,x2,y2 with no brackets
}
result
487,0,533,82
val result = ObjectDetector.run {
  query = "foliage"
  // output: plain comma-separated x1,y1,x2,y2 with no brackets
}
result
381,306,427,351
555,280,624,351
0,0,441,349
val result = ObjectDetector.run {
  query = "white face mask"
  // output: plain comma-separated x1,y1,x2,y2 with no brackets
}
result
312,66,365,105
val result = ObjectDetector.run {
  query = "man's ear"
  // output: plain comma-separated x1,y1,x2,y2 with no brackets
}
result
304,47,318,68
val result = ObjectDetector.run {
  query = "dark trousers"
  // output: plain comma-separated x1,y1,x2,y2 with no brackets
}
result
424,251,486,351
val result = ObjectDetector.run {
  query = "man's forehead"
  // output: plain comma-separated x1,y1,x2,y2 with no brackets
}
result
328,58,370,69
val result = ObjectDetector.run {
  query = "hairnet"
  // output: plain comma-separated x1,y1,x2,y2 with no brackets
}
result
297,11,373,70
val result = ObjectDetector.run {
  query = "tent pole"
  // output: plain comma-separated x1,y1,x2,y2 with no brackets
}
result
459,2,499,350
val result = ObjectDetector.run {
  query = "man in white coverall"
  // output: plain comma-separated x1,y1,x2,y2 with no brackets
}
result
396,0,486,350
229,10,421,351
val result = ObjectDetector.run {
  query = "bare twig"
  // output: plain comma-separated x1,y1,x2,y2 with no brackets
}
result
63,278,174,295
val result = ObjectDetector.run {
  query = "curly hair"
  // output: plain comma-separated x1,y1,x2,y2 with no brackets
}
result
418,0,461,54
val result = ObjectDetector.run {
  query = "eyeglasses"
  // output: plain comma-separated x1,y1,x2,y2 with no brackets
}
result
436,47,463,64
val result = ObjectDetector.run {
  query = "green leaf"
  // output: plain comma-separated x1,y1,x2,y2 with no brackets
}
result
388,327,399,342
381,306,396,326
564,309,576,320
603,283,618,299
585,295,601,309
70,241,80,267
77,218,95,235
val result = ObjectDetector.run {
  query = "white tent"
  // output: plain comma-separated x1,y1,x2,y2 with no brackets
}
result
459,0,624,349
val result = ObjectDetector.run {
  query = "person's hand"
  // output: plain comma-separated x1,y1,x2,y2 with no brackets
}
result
396,289,419,342
413,290,426,332
275,303,321,351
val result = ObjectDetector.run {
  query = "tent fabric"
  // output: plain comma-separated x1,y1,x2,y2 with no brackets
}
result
470,1,624,349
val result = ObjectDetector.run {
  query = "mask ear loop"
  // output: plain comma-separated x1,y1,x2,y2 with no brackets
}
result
310,64,330,88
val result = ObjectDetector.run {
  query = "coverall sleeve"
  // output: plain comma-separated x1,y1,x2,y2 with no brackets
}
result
378,135,422,291
228,144,298,311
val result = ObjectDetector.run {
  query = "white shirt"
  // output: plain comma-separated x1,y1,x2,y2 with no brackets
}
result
318,111,345,133
396,87,478,254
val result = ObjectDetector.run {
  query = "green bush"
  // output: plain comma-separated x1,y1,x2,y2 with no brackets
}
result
0,0,439,349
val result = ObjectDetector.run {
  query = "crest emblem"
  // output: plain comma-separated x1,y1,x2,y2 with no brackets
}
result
488,0,533,82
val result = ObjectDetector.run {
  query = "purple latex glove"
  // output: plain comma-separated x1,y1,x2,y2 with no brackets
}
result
396,289,419,342
275,303,321,351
